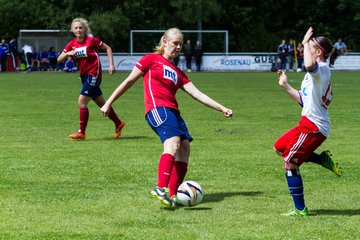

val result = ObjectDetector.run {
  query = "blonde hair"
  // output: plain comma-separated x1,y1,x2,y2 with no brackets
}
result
154,28,183,54
71,18,91,35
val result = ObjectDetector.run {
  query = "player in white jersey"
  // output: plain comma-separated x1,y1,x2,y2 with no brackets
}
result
274,27,344,217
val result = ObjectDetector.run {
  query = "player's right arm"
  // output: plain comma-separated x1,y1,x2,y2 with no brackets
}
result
277,70,301,104
57,50,75,63
101,67,144,116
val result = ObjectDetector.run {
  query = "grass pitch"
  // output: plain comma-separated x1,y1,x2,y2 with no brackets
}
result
0,71,359,239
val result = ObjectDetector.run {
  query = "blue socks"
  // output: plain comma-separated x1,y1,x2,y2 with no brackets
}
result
285,169,305,211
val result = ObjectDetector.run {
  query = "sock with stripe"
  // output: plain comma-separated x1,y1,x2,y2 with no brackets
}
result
157,153,175,188
79,107,89,134
285,169,305,211
168,161,188,197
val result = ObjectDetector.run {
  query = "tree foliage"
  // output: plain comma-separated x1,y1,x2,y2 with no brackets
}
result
0,0,358,51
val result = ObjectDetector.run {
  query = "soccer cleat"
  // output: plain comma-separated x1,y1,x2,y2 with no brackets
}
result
114,121,126,139
69,131,86,140
150,187,173,207
171,195,184,208
281,207,309,217
320,150,342,177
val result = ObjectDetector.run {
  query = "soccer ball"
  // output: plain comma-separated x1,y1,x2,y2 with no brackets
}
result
177,181,203,207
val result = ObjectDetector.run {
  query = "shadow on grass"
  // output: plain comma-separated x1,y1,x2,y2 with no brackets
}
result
312,209,360,216
162,207,212,211
78,135,153,141
161,191,263,211
203,191,263,203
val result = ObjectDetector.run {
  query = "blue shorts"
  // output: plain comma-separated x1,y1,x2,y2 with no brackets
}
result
80,74,102,99
146,107,193,143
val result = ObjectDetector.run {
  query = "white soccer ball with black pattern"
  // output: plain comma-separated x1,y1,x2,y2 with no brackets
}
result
177,181,203,207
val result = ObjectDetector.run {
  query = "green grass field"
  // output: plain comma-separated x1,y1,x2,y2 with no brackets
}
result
0,71,359,239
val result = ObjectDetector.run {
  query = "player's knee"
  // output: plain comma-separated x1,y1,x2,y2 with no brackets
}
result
164,137,181,155
180,140,190,154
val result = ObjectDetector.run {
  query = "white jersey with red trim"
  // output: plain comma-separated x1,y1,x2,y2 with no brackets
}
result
298,61,332,137
135,53,191,114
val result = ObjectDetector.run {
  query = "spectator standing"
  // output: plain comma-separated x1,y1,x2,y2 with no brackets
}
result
278,39,288,70
183,39,192,72
8,38,18,71
173,55,180,67
287,39,295,71
193,40,203,71
0,39,9,72
39,45,50,71
334,38,346,53
296,43,304,72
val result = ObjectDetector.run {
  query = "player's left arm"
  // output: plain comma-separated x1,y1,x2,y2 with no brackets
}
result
100,42,115,75
302,27,317,72
182,82,232,118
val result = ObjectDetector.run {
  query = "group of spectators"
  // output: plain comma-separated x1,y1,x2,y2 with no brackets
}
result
0,37,77,73
1,36,349,74
275,38,303,72
175,39,203,72
274,37,348,72
0,38,19,72
21,44,76,72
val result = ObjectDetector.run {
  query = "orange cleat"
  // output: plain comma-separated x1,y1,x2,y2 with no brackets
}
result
69,131,86,140
114,121,126,139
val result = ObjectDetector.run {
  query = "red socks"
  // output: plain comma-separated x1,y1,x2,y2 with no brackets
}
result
79,108,89,133
108,107,121,127
157,153,188,197
157,153,175,188
78,107,120,134
169,161,188,197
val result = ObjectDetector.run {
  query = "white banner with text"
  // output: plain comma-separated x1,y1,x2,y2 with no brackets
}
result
100,54,360,72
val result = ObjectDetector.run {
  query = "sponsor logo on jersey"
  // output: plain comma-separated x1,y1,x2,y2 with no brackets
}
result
163,65,178,85
74,47,88,58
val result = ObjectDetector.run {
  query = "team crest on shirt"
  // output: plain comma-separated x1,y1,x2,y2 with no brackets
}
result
74,46,88,58
163,65,178,85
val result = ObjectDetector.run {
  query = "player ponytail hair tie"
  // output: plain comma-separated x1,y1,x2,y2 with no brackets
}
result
312,37,329,57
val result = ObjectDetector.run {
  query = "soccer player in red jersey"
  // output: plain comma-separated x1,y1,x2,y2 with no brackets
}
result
57,18,125,140
101,28,233,207
274,27,343,216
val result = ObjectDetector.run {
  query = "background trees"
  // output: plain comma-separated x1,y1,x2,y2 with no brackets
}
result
0,0,358,52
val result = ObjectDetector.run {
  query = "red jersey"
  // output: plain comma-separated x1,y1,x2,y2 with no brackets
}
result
63,36,103,78
136,54,191,114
